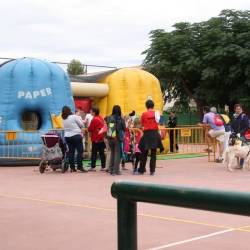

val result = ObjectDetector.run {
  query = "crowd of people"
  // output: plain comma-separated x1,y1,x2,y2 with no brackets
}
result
61,101,249,174
201,104,249,164
61,100,164,176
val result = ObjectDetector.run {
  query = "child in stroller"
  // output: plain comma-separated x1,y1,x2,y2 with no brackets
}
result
39,131,69,173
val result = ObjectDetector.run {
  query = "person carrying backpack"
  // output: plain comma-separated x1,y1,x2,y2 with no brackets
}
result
201,106,225,163
106,105,126,175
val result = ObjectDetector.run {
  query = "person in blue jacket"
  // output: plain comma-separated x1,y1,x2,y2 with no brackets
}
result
231,104,249,139
231,103,249,167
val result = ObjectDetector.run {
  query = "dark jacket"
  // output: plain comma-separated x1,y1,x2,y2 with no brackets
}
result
168,116,177,128
231,113,249,136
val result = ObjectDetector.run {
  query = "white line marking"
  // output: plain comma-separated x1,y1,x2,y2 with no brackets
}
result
147,228,234,250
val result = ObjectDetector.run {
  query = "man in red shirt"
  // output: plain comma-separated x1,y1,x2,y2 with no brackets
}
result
88,107,106,171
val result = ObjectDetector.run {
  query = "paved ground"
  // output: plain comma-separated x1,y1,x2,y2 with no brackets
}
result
1,157,250,250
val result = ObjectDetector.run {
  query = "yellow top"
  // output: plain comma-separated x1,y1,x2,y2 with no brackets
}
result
221,114,230,124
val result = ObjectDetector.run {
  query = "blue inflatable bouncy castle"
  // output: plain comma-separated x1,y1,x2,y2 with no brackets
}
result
0,58,74,165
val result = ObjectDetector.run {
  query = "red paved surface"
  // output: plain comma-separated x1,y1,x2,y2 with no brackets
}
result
1,157,250,250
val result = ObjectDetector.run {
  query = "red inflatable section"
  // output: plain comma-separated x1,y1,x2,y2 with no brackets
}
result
74,98,92,113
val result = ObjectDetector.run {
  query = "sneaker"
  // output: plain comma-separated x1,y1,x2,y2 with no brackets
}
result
133,171,140,175
215,158,223,163
100,168,107,171
77,166,88,172
150,172,155,176
138,172,144,175
78,169,88,172
88,168,96,172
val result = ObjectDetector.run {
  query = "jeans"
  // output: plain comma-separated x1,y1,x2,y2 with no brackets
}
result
65,134,84,170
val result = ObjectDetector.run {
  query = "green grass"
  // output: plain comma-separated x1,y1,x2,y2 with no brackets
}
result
157,153,207,160
82,159,101,166
83,154,206,165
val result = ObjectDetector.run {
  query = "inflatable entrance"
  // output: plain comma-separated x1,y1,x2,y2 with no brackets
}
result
0,58,74,163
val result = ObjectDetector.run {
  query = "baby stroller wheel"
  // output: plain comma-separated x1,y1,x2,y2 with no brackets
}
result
62,161,69,173
39,161,47,174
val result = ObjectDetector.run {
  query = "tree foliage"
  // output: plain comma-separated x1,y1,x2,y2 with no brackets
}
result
67,59,85,75
143,9,250,112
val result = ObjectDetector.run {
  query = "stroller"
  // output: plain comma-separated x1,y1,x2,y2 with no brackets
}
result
39,132,69,174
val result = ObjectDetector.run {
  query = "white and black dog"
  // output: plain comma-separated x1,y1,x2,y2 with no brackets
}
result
223,133,250,172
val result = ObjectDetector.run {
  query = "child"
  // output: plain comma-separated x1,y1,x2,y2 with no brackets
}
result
121,128,131,169
133,128,143,174
121,115,134,170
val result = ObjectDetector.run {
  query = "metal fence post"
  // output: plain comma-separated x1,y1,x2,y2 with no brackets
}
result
112,181,250,249
117,198,137,250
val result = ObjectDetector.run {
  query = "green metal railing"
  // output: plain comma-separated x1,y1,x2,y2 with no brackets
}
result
111,181,250,250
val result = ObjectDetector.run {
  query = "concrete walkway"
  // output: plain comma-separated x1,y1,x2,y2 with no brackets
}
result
1,157,250,250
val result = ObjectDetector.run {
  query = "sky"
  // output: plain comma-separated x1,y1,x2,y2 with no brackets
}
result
0,0,249,70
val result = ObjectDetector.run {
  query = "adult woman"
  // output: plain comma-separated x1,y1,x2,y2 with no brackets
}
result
106,105,125,175
62,106,86,172
138,100,164,175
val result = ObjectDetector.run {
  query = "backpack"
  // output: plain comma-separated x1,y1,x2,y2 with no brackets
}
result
214,114,224,126
106,116,117,138
241,114,250,140
219,114,231,132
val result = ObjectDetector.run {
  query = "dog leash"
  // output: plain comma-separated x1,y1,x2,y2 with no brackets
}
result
247,149,250,157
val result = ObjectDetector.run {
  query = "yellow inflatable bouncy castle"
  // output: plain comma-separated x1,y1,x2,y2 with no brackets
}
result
70,67,168,153
95,68,163,116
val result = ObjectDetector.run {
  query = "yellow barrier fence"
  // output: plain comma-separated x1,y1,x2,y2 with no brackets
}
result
159,126,208,154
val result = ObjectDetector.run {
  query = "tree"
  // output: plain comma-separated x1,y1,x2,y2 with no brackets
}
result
143,9,250,113
67,59,85,75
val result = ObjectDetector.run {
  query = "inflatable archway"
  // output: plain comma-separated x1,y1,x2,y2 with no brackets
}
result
0,58,74,161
